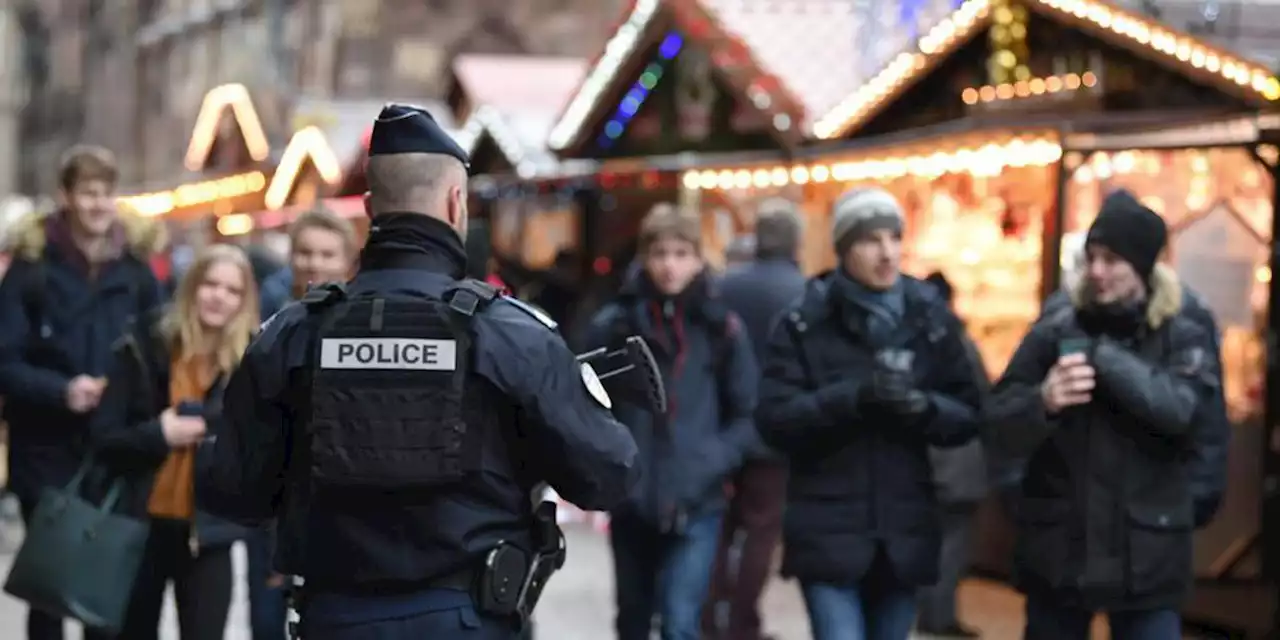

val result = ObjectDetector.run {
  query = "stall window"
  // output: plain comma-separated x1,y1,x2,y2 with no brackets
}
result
1063,147,1272,423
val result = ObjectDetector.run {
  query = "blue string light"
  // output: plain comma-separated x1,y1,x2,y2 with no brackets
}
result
597,32,684,150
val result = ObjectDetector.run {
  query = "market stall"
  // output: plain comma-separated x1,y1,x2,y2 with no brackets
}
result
673,0,1280,630
547,0,862,282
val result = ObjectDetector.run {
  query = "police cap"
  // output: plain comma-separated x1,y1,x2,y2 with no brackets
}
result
368,104,470,168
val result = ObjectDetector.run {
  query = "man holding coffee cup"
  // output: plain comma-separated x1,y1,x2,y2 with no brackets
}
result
986,189,1225,640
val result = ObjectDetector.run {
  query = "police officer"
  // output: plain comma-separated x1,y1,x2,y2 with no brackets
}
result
198,104,640,640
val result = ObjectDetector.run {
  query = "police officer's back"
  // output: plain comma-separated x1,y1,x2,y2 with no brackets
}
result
199,105,640,639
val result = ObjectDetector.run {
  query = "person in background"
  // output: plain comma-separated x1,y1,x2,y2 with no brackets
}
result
755,188,982,640
0,146,166,640
915,271,989,639
587,204,760,640
703,201,806,640
89,244,258,640
251,207,358,640
259,207,358,319
722,235,756,271
986,190,1223,639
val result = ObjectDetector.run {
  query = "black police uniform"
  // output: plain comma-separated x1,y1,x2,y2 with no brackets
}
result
199,105,640,640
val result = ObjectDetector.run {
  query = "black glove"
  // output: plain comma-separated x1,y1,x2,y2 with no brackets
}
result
860,349,932,419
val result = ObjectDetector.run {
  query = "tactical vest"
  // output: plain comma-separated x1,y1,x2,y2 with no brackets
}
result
302,280,498,491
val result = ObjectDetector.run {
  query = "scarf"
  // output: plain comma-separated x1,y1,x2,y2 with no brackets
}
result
830,269,905,348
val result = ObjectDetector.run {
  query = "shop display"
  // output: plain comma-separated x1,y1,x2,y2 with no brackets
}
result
1064,147,1273,423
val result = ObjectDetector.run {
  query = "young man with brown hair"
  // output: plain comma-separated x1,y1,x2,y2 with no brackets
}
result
587,204,760,640
0,145,165,639
259,206,359,319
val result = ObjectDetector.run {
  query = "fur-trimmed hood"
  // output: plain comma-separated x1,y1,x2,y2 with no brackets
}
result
2,203,168,262
1068,262,1183,329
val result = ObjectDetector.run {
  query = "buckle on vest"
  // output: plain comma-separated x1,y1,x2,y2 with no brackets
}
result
300,282,348,311
446,279,500,317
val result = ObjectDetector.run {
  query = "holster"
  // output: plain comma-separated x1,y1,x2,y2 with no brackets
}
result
476,501,566,626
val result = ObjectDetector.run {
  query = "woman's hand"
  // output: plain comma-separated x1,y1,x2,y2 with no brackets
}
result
160,408,207,447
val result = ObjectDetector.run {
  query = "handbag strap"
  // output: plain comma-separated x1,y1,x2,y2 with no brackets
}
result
63,449,128,514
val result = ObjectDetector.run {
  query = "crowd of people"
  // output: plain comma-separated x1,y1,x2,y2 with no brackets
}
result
0,137,1230,640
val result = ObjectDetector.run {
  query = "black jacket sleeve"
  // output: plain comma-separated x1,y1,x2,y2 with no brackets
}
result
755,315,865,456
0,261,72,407
1091,321,1219,440
917,315,984,448
1182,304,1230,528
481,305,640,513
88,337,171,469
985,319,1060,458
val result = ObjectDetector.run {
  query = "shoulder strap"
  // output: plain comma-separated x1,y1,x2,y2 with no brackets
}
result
443,278,501,318
300,282,348,313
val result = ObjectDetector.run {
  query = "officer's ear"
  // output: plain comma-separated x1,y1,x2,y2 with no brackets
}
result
446,184,467,235
362,192,372,218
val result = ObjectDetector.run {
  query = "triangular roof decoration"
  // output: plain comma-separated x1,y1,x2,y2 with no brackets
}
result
184,83,271,171
811,0,1280,140
264,127,344,211
549,0,851,154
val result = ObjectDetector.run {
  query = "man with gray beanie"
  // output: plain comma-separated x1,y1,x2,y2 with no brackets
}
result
986,189,1225,639
755,188,982,640
704,200,806,640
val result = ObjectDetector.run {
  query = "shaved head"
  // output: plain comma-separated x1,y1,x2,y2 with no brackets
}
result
366,154,469,235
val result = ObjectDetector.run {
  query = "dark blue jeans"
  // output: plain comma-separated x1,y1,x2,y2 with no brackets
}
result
246,527,288,640
800,581,917,640
610,510,722,640
1024,597,1182,640
303,590,518,640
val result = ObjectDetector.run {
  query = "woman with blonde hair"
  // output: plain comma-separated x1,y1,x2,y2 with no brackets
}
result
90,243,259,640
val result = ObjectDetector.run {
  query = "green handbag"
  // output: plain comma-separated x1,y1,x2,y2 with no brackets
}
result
3,452,150,634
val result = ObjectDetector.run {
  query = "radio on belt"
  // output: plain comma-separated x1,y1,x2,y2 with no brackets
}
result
319,337,458,370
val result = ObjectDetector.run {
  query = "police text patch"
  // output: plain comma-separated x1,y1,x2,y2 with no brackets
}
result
320,338,457,370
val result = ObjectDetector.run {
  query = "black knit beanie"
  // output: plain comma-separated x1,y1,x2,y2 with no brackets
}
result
1085,189,1167,282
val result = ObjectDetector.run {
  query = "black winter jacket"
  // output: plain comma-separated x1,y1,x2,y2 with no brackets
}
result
986,265,1222,611
88,309,248,549
756,273,982,586
0,210,164,501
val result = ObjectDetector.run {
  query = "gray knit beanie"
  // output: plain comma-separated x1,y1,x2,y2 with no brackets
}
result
830,187,904,255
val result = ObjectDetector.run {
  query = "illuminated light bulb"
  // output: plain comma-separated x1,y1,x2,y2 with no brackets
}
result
1028,78,1046,94
682,172,700,190
733,170,752,190
1064,74,1082,90
1206,55,1221,72
1014,81,1031,97
770,167,789,187
791,166,810,184
962,88,980,104
1264,77,1280,101
1190,50,1206,68
811,165,831,182
1256,265,1272,284
698,171,718,190
996,84,1015,100
216,214,254,237
1081,72,1097,88
752,168,771,188
1046,76,1064,92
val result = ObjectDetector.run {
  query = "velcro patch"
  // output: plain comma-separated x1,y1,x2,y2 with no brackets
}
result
320,338,457,370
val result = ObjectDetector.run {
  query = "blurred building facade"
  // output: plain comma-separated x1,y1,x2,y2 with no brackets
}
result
12,0,622,196
0,2,24,200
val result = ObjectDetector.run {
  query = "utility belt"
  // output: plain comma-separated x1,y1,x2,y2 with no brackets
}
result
286,501,566,639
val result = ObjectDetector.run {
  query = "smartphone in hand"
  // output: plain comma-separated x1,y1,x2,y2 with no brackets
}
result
176,401,204,417
1058,338,1091,358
